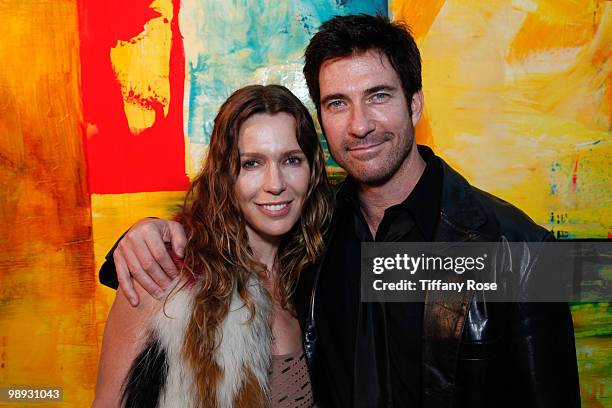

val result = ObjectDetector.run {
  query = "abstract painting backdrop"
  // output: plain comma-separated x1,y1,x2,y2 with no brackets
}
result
0,0,609,406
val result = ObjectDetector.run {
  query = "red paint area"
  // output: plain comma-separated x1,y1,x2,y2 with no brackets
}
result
78,0,189,193
571,157,579,193
126,89,167,112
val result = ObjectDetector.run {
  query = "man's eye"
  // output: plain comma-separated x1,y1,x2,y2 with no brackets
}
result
371,93,390,102
241,160,259,169
327,100,345,109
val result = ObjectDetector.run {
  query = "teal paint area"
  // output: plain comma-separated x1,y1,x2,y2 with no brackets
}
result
180,0,387,148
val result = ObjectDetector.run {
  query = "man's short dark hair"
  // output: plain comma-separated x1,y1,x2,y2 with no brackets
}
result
303,14,422,115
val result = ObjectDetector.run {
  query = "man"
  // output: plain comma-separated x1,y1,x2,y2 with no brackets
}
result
101,14,580,407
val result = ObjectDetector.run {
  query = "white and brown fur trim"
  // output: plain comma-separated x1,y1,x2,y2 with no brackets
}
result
123,277,272,407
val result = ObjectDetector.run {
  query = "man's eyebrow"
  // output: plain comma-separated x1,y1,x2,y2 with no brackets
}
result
320,93,346,106
364,85,397,95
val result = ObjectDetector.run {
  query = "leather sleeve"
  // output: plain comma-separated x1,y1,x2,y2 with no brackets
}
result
507,301,580,407
456,236,581,407
456,301,580,408
506,236,580,406
98,230,127,290
98,217,162,290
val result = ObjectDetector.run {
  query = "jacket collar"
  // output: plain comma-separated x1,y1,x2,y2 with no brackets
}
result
334,145,489,235
417,145,490,238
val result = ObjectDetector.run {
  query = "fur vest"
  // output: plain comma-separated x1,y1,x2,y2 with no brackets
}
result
122,277,272,407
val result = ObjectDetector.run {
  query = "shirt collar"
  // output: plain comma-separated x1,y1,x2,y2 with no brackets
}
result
336,145,442,241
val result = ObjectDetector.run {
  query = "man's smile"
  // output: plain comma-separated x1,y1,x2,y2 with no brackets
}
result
346,140,387,160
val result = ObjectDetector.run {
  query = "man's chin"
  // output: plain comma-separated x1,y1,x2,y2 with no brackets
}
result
349,166,395,186
342,142,413,186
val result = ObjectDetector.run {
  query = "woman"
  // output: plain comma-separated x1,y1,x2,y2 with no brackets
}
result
94,85,332,407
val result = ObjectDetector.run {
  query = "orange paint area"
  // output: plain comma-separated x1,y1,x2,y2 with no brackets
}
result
390,0,446,40
390,0,445,148
0,1,96,406
508,1,604,62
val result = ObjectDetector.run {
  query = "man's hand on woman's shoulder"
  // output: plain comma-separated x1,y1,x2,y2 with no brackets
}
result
114,218,187,306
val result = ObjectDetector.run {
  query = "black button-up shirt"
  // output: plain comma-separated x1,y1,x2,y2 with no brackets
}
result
314,148,443,407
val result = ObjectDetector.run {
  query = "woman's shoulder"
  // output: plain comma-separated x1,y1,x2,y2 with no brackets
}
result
94,280,166,406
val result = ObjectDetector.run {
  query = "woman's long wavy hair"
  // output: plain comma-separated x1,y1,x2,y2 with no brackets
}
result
179,84,333,403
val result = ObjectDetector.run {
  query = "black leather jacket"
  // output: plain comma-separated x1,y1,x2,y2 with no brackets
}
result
295,148,580,407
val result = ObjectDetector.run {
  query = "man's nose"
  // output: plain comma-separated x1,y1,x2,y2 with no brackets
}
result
348,103,375,138
263,163,286,194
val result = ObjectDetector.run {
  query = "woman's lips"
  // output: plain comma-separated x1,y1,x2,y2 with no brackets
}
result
256,201,291,217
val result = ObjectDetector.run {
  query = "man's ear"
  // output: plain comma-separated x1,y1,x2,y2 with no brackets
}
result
410,89,424,127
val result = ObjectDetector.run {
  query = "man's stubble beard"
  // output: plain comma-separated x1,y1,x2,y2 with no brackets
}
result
336,132,415,186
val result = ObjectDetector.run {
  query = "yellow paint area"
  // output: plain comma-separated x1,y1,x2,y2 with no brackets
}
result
391,0,611,237
110,0,173,134
91,190,187,319
91,191,187,406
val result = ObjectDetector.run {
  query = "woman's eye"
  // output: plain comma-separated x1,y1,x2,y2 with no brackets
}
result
285,156,302,165
241,160,259,169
